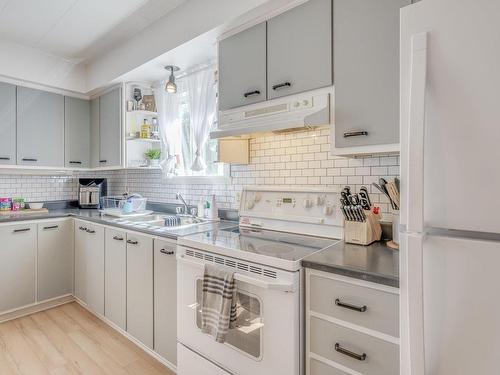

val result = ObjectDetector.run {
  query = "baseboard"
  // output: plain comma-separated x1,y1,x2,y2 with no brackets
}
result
75,298,177,374
0,294,75,323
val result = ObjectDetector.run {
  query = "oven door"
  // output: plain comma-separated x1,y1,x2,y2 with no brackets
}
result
177,246,301,375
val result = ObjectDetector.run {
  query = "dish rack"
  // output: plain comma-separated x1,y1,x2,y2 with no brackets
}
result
100,195,148,216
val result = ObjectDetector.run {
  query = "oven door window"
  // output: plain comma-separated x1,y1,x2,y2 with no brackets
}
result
196,279,263,359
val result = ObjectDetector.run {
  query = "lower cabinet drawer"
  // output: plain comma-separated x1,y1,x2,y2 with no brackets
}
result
310,317,399,375
309,273,399,337
310,358,349,375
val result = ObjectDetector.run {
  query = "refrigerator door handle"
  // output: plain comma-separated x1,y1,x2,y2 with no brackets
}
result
406,32,428,233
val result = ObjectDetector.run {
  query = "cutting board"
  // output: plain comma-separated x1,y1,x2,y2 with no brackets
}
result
0,208,49,216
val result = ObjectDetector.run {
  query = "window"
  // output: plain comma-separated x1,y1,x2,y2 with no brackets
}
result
177,87,223,177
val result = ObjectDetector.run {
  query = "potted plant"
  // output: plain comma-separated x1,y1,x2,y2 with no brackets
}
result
145,149,161,168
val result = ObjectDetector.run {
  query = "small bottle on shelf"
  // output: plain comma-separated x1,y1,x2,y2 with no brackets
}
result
140,119,151,139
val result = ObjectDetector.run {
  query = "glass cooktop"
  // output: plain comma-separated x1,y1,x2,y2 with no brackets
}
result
182,226,339,263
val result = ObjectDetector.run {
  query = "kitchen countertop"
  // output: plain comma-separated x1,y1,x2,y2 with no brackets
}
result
302,241,399,287
0,208,238,240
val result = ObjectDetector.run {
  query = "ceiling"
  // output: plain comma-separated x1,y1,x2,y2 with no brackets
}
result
0,0,186,63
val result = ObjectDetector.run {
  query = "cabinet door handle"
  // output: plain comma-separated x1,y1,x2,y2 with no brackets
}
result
99,160,107,163
335,299,367,312
334,343,367,361
0,157,10,160
243,90,261,98
86,229,95,234
69,161,82,165
13,228,31,233
272,82,291,90
127,240,138,245
43,225,59,230
160,248,175,255
22,158,38,162
343,131,368,138
113,236,124,241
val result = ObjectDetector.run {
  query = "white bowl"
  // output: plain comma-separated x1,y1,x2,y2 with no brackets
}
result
29,202,44,210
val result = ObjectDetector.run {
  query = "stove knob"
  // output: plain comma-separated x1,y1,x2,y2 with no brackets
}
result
303,198,313,208
323,205,333,215
254,193,262,202
246,200,255,210
316,196,325,206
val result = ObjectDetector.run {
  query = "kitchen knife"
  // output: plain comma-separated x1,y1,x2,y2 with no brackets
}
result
360,186,371,207
359,197,371,211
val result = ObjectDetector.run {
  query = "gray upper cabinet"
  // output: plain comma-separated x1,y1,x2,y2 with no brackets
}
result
267,0,332,100
99,88,121,167
0,83,16,165
218,22,267,111
333,0,410,149
65,97,90,168
17,87,64,167
90,97,100,168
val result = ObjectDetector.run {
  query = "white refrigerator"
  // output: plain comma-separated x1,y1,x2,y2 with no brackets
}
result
399,0,500,374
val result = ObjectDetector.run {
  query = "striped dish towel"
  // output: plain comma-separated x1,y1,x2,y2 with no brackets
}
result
201,264,238,343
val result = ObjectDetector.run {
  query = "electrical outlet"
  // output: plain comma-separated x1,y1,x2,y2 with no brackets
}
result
236,192,241,202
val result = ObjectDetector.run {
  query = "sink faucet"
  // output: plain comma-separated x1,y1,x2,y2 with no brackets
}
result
176,193,189,214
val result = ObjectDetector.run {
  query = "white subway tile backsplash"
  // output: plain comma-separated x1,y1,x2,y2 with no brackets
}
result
0,128,399,215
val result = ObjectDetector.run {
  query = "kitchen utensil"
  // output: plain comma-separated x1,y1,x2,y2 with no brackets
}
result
372,182,397,210
359,186,371,207
386,181,400,209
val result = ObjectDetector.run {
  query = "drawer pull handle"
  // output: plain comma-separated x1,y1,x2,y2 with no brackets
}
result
43,225,59,230
69,161,82,164
22,158,38,162
343,131,368,138
113,236,124,241
127,240,138,245
334,343,367,361
99,160,107,163
0,157,10,160
335,299,367,312
272,82,291,90
160,248,174,255
13,228,31,233
86,229,95,234
244,90,261,98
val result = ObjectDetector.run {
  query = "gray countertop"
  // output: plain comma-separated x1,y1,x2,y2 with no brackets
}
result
0,208,238,240
302,241,399,287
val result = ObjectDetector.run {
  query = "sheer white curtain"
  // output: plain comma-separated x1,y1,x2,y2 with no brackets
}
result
186,68,216,171
153,82,181,178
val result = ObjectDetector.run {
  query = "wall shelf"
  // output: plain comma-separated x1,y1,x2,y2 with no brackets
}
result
126,110,158,116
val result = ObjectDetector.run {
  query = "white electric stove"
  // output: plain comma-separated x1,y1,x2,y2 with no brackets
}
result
176,187,343,375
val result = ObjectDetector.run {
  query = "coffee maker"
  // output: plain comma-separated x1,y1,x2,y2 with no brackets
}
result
78,179,107,209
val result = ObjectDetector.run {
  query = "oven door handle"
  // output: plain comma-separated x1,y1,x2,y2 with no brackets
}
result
177,255,296,293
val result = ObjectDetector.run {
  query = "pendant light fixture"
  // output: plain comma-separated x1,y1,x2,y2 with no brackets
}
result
164,65,180,93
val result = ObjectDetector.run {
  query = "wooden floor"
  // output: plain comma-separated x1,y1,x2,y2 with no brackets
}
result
0,302,175,375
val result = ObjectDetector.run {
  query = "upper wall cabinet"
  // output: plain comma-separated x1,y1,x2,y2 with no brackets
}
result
17,87,64,167
98,88,122,168
90,97,100,168
0,82,16,165
65,97,90,168
267,0,332,100
332,0,410,154
218,22,267,111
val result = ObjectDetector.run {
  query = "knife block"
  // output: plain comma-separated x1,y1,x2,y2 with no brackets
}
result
344,211,382,246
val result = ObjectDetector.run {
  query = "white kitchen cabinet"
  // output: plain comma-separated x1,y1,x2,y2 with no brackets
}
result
0,223,36,312
37,219,74,301
0,82,16,165
98,88,122,168
218,22,267,111
154,239,177,365
127,232,154,348
65,97,90,168
105,228,127,330
332,0,410,154
17,86,64,167
74,220,104,315
267,0,332,100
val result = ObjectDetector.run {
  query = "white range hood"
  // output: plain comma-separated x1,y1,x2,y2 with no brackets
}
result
211,88,332,139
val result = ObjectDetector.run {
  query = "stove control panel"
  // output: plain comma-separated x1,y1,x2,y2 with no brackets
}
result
239,188,342,237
